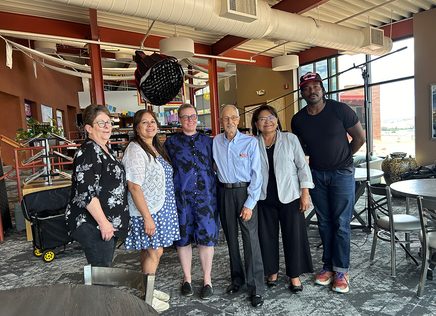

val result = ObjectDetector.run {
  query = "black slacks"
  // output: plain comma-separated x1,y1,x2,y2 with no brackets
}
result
218,186,264,296
258,198,313,278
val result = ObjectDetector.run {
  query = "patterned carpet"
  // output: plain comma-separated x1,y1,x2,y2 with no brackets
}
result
1,172,436,315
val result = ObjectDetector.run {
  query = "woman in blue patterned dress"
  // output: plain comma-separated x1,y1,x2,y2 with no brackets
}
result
122,109,180,312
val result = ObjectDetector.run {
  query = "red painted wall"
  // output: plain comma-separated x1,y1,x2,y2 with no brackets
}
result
0,39,83,165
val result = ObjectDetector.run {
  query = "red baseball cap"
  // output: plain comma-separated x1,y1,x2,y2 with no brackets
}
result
299,72,323,87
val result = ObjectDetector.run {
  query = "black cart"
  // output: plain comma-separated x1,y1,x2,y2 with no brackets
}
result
21,185,73,262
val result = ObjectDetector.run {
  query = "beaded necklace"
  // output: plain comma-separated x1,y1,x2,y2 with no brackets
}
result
265,131,277,150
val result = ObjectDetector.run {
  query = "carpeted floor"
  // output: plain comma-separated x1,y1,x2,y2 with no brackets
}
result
1,172,436,316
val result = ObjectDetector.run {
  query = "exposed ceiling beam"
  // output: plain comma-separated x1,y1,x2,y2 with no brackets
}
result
298,47,338,65
0,12,89,40
380,19,413,40
211,0,331,57
99,27,212,55
212,36,250,56
272,0,331,14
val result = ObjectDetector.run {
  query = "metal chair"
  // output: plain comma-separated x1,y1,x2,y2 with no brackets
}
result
417,196,436,297
368,182,420,277
83,264,155,305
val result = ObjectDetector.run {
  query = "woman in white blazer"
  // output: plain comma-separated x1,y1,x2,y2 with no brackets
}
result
251,105,314,293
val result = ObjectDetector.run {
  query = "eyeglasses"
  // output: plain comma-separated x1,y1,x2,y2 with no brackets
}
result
94,120,114,128
180,114,198,121
258,115,276,123
221,115,239,122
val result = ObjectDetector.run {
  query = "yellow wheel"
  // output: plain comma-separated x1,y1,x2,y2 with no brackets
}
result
42,250,55,262
33,249,43,257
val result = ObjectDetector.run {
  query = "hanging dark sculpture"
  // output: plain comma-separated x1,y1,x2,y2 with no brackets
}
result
134,51,184,106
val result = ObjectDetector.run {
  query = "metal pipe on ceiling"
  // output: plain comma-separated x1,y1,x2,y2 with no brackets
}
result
51,0,393,56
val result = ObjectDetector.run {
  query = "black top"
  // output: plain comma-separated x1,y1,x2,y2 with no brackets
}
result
291,99,359,171
65,138,129,238
266,144,279,200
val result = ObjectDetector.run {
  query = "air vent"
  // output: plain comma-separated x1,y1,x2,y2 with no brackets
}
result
220,0,258,23
361,27,384,49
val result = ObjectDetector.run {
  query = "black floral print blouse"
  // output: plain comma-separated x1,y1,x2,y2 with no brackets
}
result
65,138,129,238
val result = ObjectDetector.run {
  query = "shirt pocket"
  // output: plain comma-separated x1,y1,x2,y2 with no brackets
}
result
234,152,251,172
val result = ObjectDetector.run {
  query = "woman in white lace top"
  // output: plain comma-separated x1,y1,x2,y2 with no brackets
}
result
122,109,180,312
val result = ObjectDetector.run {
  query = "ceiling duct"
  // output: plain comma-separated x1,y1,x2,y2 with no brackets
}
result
361,27,384,49
220,0,258,23
51,0,393,56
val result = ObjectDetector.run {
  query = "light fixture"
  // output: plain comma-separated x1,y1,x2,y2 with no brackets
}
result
272,54,299,71
34,41,57,54
115,53,133,62
272,44,299,71
159,36,194,60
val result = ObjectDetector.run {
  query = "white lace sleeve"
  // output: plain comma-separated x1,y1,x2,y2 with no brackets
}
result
122,142,148,186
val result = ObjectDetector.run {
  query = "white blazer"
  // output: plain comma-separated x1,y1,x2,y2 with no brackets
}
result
256,131,314,204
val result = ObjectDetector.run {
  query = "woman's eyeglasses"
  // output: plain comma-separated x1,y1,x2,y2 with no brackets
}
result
94,120,114,128
258,116,276,123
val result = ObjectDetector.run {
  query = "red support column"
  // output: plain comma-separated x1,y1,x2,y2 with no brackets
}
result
88,9,105,106
208,59,220,136
188,66,195,105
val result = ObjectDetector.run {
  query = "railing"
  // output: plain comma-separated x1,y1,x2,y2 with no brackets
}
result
13,143,81,201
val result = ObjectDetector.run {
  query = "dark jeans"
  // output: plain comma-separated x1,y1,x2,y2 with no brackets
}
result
71,222,118,267
310,167,355,273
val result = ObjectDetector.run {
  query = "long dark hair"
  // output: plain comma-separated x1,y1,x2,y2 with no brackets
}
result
131,109,171,164
251,104,282,136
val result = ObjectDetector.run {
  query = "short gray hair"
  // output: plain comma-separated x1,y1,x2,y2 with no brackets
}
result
220,104,239,118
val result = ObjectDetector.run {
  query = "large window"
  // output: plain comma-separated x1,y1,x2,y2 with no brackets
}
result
297,37,415,157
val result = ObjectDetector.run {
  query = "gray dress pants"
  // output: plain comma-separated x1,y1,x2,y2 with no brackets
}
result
218,186,264,296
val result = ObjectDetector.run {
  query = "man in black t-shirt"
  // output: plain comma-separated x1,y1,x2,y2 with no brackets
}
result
291,72,365,294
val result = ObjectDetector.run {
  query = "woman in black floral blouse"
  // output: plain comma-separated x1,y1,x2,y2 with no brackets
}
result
65,104,129,267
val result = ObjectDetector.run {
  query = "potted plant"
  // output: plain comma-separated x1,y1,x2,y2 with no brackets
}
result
16,118,63,141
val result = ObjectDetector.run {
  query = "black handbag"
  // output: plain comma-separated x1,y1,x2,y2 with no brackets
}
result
400,165,436,180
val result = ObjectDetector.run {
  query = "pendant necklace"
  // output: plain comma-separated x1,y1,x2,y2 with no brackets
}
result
265,132,277,150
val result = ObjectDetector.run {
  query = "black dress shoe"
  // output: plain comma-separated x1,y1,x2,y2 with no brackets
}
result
251,294,264,308
289,283,303,293
226,284,241,294
181,281,193,296
200,284,213,300
266,279,278,287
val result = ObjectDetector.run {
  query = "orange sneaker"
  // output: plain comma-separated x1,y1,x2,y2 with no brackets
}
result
332,272,349,293
314,269,334,285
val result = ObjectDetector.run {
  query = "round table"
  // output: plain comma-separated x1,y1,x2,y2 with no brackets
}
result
390,178,436,199
354,168,385,182
0,284,158,316
390,178,436,214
